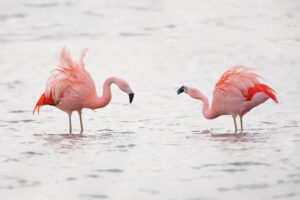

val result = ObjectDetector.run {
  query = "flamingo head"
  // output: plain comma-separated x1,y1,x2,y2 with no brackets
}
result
177,86,203,100
177,86,189,95
116,78,134,104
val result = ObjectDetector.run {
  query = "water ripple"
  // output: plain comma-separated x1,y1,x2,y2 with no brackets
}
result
218,183,270,191
273,193,299,199
119,33,148,37
228,161,271,167
79,194,108,199
95,169,123,173
24,2,57,8
0,14,25,21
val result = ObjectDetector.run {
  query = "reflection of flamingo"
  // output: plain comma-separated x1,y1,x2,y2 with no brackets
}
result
177,66,278,132
33,47,134,133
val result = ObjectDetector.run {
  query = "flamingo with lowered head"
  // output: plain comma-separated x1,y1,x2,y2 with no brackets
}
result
177,66,278,132
33,47,134,133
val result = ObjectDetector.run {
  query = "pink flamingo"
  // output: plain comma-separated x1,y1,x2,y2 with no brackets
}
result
33,47,134,133
177,66,278,132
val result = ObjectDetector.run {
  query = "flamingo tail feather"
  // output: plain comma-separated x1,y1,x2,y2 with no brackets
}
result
33,93,56,115
245,83,278,103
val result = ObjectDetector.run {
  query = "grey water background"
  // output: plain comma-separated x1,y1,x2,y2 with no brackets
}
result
0,0,300,199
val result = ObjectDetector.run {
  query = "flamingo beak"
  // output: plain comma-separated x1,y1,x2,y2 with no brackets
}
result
177,86,185,94
129,93,134,103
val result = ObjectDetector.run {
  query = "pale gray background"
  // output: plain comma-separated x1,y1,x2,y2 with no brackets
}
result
0,0,300,199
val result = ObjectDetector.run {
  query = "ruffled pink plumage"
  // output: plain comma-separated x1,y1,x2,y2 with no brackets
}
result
33,47,96,114
201,65,278,118
214,65,277,103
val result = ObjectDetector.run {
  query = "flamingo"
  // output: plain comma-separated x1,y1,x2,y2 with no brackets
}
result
177,66,278,132
33,47,134,134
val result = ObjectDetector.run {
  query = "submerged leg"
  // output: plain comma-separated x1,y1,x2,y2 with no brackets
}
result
240,116,244,131
78,110,83,134
233,117,238,133
68,114,72,134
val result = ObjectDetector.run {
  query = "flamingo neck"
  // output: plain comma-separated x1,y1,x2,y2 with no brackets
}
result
89,77,117,109
201,95,216,119
188,89,218,119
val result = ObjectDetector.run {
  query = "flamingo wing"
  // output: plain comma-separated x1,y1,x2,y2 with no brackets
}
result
214,65,277,102
33,47,96,114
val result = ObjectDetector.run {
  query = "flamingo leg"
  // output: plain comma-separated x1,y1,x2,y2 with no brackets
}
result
78,111,83,134
233,117,238,133
240,116,244,131
68,115,72,134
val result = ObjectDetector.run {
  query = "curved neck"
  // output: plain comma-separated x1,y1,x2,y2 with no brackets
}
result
89,77,117,109
201,95,216,119
188,89,218,119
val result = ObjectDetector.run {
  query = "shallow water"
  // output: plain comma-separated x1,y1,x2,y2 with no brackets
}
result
1,0,300,199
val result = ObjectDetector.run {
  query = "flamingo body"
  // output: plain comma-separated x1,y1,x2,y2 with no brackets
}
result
177,66,277,132
33,47,134,133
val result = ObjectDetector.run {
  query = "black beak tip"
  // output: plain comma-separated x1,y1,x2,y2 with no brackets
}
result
129,93,134,104
177,86,185,95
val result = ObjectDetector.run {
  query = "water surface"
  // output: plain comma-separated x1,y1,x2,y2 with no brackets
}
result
0,0,300,199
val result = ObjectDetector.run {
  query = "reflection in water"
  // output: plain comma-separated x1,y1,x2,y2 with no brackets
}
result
33,133,88,149
32,130,134,151
194,129,261,143
209,133,253,143
33,133,114,149
190,129,271,152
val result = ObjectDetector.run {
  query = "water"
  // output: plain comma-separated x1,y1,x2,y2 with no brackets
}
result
1,0,300,199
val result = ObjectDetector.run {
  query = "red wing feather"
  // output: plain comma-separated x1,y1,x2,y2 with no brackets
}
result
33,92,56,115
243,83,278,103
